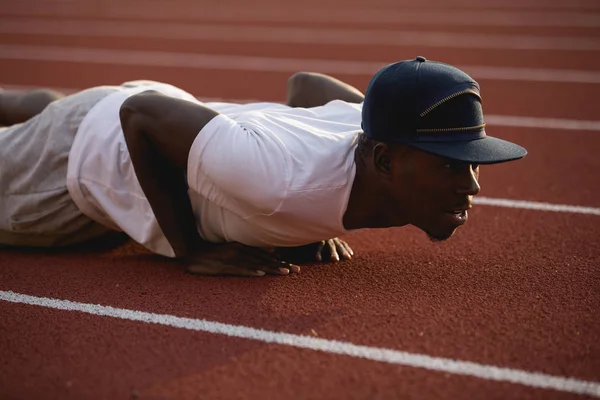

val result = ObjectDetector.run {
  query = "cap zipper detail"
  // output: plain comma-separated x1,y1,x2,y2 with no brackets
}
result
419,89,480,117
416,123,486,133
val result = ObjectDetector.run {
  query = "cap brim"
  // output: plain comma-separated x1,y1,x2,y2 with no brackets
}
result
407,134,527,165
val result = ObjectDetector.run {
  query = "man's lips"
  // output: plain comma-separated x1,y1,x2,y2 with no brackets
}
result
443,205,472,225
444,205,472,214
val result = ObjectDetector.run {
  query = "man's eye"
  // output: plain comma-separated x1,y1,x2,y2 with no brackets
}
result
443,161,477,172
443,161,460,170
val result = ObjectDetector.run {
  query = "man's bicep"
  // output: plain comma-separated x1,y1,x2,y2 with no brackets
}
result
187,116,290,215
120,91,219,169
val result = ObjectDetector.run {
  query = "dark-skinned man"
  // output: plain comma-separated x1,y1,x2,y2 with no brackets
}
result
0,57,527,277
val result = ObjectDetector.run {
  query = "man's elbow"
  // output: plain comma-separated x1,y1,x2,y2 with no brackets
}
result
119,100,134,130
119,93,155,138
119,90,161,123
119,95,152,151
286,72,313,108
119,92,144,119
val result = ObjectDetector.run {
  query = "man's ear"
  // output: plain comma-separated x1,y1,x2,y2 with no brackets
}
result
372,142,393,175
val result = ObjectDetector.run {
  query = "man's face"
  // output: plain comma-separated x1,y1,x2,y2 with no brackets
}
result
383,146,481,241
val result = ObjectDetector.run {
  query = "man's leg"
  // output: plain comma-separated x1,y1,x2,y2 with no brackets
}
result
0,86,117,247
0,88,65,126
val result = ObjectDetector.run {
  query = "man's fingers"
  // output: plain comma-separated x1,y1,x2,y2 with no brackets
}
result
238,259,299,276
239,258,301,276
240,249,300,274
327,239,339,261
335,240,353,260
314,239,353,262
337,243,352,260
188,262,298,277
345,242,354,256
286,263,301,273
253,262,294,276
187,263,265,277
188,258,297,277
315,240,325,261
185,243,300,277
241,249,300,275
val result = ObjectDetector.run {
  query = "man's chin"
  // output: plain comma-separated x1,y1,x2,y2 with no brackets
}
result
425,228,457,242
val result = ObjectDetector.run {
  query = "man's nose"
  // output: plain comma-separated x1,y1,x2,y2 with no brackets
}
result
457,165,481,196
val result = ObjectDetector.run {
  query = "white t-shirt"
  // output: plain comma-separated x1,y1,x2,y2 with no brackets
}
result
67,82,362,257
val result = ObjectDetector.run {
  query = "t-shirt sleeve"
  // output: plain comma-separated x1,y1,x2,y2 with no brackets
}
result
186,114,290,217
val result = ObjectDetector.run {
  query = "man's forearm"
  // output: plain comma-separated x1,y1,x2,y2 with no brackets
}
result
120,110,202,257
286,72,365,108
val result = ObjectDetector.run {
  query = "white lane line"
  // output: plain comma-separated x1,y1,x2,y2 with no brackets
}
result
2,5,599,27
2,19,600,51
1,290,598,397
463,65,600,84
485,115,600,131
3,84,600,132
8,0,599,12
474,197,600,215
2,45,600,84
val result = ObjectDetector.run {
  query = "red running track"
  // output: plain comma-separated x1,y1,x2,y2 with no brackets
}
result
1,0,599,399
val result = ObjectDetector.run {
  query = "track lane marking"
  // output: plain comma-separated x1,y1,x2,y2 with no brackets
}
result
484,115,600,131
474,198,600,215
2,45,600,84
2,6,600,27
2,19,600,51
0,290,598,397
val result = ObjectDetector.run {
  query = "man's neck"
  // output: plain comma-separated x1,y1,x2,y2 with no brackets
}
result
343,154,391,230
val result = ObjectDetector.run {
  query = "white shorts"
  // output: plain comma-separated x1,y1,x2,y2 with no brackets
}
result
0,86,119,247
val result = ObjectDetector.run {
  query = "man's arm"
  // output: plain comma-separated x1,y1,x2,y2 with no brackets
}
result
286,72,365,108
119,91,298,276
119,91,218,258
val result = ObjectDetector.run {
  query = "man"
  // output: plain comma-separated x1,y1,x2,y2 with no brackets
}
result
0,78,361,273
0,56,527,277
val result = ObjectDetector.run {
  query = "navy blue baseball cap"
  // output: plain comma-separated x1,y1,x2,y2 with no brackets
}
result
361,56,527,164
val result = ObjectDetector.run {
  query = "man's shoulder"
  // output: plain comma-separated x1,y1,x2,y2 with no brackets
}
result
235,101,361,133
117,81,199,102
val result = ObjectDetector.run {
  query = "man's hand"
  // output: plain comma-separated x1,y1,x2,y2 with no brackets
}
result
315,238,354,261
277,238,354,263
185,242,300,277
